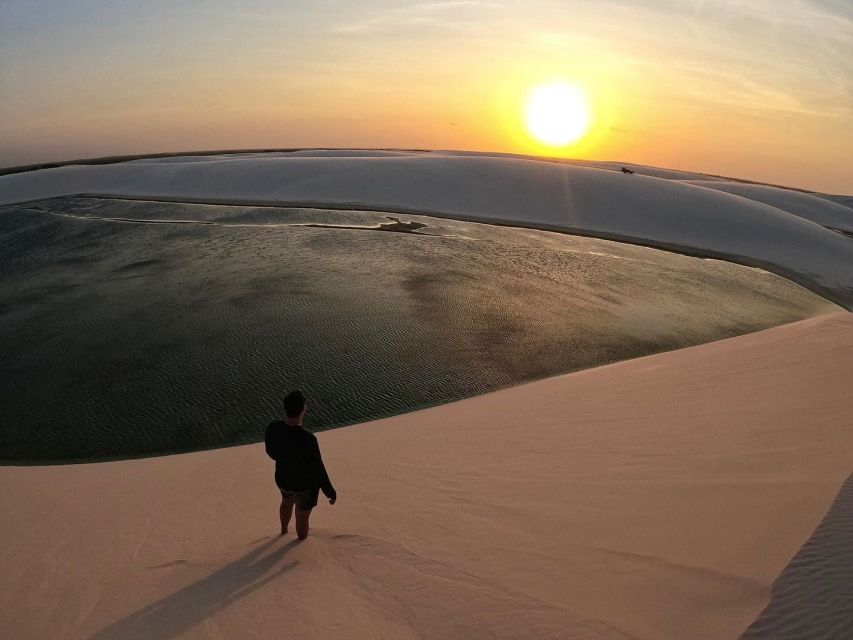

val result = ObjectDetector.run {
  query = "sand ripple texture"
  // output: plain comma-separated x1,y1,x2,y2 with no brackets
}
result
0,197,842,462
741,474,853,640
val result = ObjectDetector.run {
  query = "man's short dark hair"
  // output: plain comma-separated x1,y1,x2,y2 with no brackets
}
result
284,390,307,418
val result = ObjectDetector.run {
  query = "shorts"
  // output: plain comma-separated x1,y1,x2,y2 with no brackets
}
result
280,488,319,510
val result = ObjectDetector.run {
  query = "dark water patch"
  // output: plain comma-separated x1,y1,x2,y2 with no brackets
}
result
112,259,166,273
225,273,313,308
0,198,841,463
55,254,97,267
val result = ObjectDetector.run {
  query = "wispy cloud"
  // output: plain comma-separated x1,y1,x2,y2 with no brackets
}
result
527,0,852,119
327,1,501,36
668,1,853,118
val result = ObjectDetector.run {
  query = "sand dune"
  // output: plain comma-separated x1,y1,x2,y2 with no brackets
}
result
560,157,721,181
741,474,853,639
685,180,853,233
2,151,850,637
2,151,852,308
2,312,851,639
818,194,853,210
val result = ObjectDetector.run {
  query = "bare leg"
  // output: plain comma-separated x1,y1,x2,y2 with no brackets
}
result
295,506,312,540
280,494,294,535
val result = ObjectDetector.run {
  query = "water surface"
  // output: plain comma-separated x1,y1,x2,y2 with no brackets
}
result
0,197,839,462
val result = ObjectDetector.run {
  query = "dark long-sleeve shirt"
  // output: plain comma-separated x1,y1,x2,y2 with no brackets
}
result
264,421,336,500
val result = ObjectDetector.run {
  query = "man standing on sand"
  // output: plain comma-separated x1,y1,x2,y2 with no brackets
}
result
265,390,336,540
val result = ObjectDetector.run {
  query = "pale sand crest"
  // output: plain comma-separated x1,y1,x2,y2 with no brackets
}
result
1,313,851,639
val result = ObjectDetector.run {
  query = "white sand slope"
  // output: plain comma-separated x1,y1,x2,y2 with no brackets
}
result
818,194,853,210
2,151,853,308
684,180,853,233
563,158,721,181
1,312,851,640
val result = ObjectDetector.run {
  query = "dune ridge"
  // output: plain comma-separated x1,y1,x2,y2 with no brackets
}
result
1,312,851,639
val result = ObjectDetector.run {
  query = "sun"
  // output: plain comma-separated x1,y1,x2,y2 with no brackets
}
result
524,82,591,147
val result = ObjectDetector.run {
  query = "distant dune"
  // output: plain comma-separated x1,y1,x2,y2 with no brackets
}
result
683,180,853,233
1,150,852,308
818,194,853,210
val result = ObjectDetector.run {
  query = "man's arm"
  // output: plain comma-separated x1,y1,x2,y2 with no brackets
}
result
313,438,336,502
264,425,277,460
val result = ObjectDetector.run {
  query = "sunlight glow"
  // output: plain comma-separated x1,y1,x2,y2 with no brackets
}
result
524,83,591,147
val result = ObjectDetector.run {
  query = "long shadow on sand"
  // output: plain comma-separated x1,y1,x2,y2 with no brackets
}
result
89,537,299,640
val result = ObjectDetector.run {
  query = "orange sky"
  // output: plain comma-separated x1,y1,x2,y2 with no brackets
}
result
1,1,851,193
